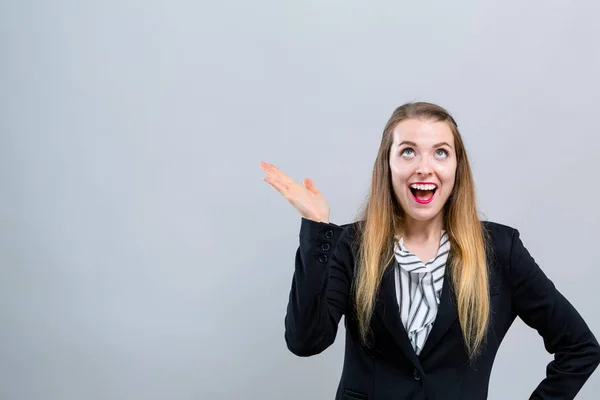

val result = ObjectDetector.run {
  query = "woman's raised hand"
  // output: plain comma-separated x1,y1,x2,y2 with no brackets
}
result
260,161,330,223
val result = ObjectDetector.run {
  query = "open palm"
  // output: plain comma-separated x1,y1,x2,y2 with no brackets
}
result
260,161,330,223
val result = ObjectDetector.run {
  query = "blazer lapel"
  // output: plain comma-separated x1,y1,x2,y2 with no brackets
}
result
418,251,459,359
375,258,421,368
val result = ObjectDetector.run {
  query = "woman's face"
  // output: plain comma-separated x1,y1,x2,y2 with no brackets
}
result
388,119,458,224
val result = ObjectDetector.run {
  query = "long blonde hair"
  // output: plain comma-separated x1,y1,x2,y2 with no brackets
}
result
354,102,490,359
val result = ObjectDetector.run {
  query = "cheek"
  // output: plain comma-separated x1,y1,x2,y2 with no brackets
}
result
444,178,456,196
389,167,411,199
389,162,410,183
440,166,457,192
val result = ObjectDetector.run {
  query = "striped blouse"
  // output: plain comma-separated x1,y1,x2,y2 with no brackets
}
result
393,230,450,355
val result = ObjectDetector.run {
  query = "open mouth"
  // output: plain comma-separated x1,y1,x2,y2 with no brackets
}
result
409,183,437,204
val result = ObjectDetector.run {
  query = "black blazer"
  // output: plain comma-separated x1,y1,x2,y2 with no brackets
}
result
285,218,600,399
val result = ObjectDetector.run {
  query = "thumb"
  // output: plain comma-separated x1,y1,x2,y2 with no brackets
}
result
303,178,320,195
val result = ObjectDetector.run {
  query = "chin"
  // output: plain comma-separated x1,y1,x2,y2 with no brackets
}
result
406,211,440,222
402,203,444,222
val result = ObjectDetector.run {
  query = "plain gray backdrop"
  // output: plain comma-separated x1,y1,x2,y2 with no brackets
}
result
1,0,599,399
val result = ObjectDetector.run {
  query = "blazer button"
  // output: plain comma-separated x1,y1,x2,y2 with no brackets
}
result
324,230,334,239
321,243,331,251
413,369,421,381
318,254,328,263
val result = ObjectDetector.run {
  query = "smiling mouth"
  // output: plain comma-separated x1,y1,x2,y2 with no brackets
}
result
409,183,437,204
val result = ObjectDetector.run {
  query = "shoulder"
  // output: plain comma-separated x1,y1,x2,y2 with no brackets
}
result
481,220,517,239
480,220,519,266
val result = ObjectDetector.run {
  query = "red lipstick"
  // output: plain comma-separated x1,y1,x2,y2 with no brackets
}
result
409,182,438,204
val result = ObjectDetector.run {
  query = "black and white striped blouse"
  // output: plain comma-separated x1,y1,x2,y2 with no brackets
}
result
393,231,450,355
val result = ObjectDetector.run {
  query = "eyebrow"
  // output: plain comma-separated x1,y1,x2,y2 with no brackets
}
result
397,141,453,149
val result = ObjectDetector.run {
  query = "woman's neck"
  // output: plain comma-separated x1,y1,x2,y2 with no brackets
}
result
402,214,444,244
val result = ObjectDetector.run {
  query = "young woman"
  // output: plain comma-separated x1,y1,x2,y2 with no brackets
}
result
260,102,600,399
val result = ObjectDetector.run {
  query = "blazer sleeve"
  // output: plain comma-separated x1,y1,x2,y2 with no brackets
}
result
284,217,354,357
509,229,600,399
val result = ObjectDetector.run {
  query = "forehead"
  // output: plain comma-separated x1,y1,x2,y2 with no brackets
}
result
392,119,454,146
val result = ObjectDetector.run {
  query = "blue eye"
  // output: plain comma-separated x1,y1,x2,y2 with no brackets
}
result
401,148,415,157
435,149,448,158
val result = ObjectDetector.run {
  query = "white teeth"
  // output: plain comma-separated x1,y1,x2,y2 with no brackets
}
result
410,183,437,191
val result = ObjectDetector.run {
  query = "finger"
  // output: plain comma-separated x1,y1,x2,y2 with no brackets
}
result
266,163,295,186
262,166,292,191
260,161,279,179
263,170,291,192
264,176,289,197
304,178,320,195
262,162,301,193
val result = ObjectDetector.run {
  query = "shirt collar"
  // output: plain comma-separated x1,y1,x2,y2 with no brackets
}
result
395,230,450,265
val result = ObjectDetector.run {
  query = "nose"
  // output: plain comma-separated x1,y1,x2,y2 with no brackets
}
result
416,157,433,176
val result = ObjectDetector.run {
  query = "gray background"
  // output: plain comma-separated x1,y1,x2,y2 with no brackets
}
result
1,0,599,399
